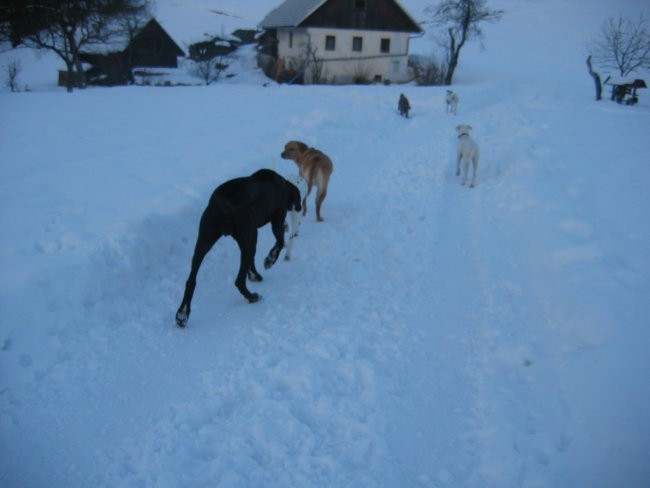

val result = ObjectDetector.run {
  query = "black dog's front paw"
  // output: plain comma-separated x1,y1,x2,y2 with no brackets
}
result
247,293,261,303
264,254,279,269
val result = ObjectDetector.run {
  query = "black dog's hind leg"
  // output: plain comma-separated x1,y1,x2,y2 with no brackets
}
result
234,228,261,303
176,217,222,328
264,215,286,269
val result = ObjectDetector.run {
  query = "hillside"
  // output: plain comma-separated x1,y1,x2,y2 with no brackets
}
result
1,1,649,487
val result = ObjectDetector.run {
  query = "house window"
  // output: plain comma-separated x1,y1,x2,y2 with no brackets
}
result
352,0,367,28
352,36,363,52
381,38,390,53
325,35,336,51
289,31,293,49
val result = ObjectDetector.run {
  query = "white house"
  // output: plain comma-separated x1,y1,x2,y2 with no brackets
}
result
259,0,423,84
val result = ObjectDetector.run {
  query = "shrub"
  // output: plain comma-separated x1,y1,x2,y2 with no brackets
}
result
410,55,446,86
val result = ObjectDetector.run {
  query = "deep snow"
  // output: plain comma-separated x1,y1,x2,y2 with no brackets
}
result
1,1,650,487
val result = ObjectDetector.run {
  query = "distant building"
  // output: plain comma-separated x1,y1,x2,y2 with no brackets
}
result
72,18,184,86
187,30,261,62
259,0,422,84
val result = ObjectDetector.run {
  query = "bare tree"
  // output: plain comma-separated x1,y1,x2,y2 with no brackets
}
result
305,44,324,84
410,53,446,86
424,0,503,85
273,43,325,84
189,55,230,85
115,0,153,84
1,0,150,92
591,13,650,77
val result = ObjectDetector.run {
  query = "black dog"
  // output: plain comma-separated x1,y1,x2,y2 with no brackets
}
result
175,169,302,328
398,93,411,118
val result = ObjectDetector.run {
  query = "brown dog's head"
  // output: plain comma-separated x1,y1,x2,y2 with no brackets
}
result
281,141,309,162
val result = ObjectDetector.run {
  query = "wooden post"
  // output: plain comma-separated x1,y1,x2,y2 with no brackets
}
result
586,55,602,101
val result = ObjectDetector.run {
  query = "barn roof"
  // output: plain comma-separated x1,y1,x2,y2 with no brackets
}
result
135,18,184,55
81,18,183,56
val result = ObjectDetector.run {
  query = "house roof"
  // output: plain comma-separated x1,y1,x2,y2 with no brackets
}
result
259,0,421,32
260,0,325,29
135,18,184,56
81,17,183,56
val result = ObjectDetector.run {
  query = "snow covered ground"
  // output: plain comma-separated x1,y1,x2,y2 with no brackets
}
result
1,1,649,487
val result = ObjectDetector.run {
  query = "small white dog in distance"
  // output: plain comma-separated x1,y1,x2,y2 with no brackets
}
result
446,90,459,115
456,124,480,188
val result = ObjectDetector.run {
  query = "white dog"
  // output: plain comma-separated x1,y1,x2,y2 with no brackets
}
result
446,90,459,115
283,173,308,260
456,124,480,188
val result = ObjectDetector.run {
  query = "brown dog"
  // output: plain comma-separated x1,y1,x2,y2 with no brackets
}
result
281,141,333,221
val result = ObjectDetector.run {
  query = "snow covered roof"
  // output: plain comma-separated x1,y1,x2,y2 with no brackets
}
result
259,0,325,29
151,1,273,47
603,76,647,88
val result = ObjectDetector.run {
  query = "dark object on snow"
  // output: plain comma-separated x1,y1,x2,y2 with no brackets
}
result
586,55,603,101
604,77,647,105
175,169,302,328
398,93,411,118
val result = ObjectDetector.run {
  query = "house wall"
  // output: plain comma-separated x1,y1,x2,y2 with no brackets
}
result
276,27,413,84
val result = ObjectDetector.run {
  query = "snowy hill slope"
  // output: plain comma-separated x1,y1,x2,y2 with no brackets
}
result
1,1,650,487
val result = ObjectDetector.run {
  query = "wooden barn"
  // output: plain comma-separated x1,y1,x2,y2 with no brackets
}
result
259,0,422,84
76,18,184,86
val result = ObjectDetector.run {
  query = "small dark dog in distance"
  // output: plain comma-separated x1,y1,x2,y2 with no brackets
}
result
398,93,411,118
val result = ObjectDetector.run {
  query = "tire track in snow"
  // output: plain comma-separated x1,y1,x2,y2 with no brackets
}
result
350,119,482,486
404,137,486,486
369,93,576,487
456,99,577,488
